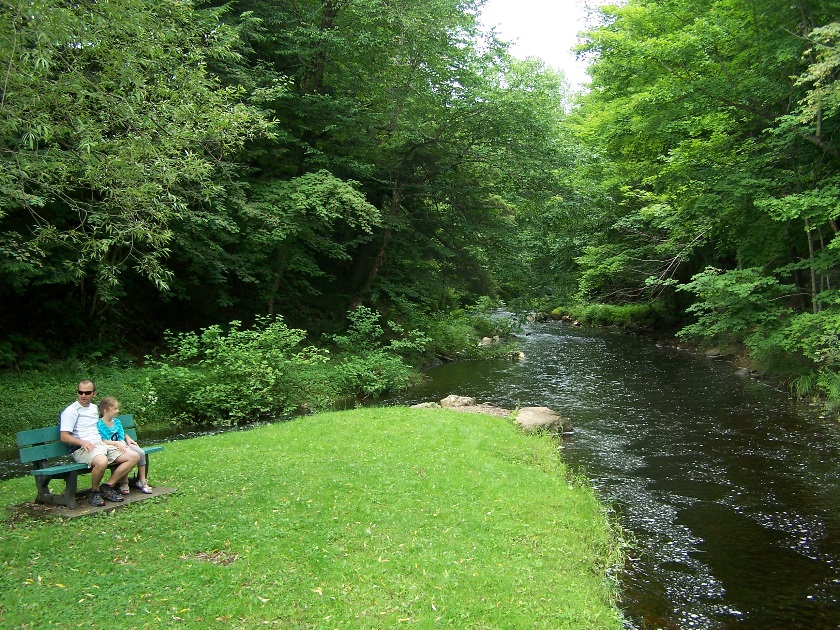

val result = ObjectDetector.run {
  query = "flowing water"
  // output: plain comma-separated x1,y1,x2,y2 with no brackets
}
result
383,321,840,629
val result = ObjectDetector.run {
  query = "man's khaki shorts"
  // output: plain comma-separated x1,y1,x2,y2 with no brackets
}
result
71,442,124,466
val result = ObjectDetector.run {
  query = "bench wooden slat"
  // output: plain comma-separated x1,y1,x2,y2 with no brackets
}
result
118,415,140,443
16,426,61,447
31,463,89,476
116,413,163,453
18,441,73,464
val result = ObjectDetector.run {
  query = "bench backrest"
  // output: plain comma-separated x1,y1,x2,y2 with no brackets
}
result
16,414,139,464
16,426,69,464
119,414,138,441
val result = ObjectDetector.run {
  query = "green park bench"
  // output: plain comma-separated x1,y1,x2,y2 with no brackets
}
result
15,414,164,508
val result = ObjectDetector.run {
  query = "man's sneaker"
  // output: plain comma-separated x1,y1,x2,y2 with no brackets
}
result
89,490,105,507
99,485,124,502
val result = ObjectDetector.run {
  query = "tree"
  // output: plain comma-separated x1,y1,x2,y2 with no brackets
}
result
0,0,270,335
562,0,840,401
571,0,840,307
212,0,574,319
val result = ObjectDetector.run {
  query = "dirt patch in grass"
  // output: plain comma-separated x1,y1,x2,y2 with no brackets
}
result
182,550,238,565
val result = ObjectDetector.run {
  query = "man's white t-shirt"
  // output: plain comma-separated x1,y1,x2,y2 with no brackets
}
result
59,401,101,442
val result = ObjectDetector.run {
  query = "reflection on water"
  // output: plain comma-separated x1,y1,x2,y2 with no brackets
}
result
384,322,840,629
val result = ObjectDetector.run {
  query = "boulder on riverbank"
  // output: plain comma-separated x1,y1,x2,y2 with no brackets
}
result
412,396,572,433
413,395,513,419
515,406,573,434
440,395,477,407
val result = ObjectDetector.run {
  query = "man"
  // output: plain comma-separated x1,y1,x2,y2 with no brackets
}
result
59,380,140,506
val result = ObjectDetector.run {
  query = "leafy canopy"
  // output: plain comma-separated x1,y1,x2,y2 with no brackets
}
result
0,0,271,299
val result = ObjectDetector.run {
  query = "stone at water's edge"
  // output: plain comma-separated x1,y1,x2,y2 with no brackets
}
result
410,395,573,431
440,395,476,407
515,406,573,434
411,397,511,418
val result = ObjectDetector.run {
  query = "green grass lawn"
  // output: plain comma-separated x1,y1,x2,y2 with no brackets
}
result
1,407,625,628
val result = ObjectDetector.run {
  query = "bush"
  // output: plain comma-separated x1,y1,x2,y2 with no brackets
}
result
405,307,520,362
143,309,431,427
327,306,428,399
0,370,75,445
676,267,795,346
559,302,666,329
758,306,840,402
0,304,522,445
465,299,520,338
418,310,476,360
330,352,420,399
145,316,329,427
818,370,840,413
0,335,50,371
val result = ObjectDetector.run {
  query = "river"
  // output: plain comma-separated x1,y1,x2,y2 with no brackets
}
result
382,320,840,629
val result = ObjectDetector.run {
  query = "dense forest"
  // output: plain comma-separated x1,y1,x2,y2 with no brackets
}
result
2,0,840,408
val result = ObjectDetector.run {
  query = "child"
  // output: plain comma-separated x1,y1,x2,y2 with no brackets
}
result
97,397,153,494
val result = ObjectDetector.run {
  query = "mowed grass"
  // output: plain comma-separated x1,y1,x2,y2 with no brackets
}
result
0,407,625,628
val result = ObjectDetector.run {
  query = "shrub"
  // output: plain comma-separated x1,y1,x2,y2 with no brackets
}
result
419,310,476,360
0,304,523,444
0,370,76,445
405,307,519,362
761,307,840,402
327,306,428,399
465,299,520,338
818,370,840,413
562,302,665,329
0,335,51,371
330,352,420,399
145,316,328,427
676,267,795,346
142,309,431,427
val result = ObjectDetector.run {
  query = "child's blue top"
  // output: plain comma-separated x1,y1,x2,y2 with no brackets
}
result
97,418,125,442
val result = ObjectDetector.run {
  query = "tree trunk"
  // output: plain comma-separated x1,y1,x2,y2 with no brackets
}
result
267,249,289,316
301,0,346,95
805,218,818,313
348,184,403,310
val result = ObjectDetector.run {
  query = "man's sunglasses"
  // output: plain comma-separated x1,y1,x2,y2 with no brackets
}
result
78,390,94,395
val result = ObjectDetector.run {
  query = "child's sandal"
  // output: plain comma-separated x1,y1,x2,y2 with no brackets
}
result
135,480,153,494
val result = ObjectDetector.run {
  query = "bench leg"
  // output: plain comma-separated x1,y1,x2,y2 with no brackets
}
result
35,472,80,509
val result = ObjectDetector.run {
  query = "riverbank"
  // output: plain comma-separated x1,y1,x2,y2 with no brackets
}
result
1,406,626,628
